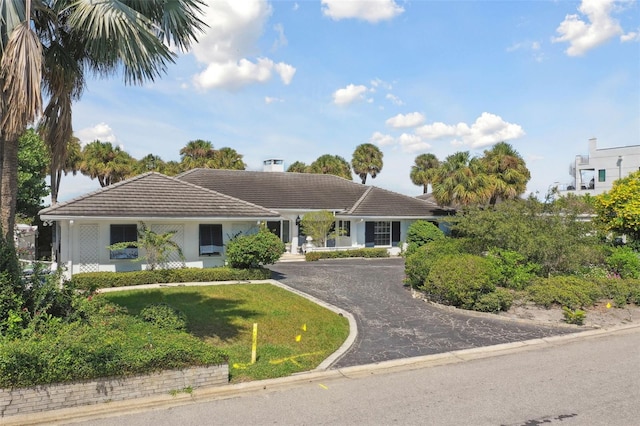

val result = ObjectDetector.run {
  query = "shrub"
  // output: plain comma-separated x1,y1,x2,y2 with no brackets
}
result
606,246,640,279
422,254,499,309
562,307,586,325
140,304,187,331
71,267,271,291
526,276,601,309
474,288,514,313
596,277,640,307
404,238,467,288
487,249,539,290
226,227,285,269
305,248,389,261
405,220,444,255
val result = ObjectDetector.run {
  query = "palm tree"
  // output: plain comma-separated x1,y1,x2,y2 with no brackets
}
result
287,161,308,173
47,136,82,205
481,142,531,206
410,153,440,194
0,0,205,241
209,147,246,170
432,151,491,207
180,139,216,170
351,143,383,184
309,154,352,180
79,140,135,187
135,153,166,174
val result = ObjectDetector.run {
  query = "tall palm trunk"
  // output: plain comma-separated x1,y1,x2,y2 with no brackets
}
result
0,134,18,241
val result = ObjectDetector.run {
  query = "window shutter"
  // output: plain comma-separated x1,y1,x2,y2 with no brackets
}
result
365,222,375,246
391,221,401,246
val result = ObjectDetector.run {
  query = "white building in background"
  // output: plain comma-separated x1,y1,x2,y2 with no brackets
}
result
557,138,640,196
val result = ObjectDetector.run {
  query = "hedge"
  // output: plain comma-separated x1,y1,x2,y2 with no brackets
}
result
305,248,389,262
71,267,271,291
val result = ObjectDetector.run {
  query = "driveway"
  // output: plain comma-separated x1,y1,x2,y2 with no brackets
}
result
269,258,575,368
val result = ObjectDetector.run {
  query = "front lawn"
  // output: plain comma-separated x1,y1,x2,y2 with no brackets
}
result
101,284,350,382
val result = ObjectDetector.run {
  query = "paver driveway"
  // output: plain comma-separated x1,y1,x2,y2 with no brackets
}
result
269,258,575,368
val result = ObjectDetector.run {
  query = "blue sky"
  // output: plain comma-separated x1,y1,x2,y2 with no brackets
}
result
58,0,640,203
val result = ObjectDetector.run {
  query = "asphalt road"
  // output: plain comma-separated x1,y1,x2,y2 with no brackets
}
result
269,258,576,367
66,326,640,426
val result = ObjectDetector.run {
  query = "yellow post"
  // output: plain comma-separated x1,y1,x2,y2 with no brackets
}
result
251,323,258,364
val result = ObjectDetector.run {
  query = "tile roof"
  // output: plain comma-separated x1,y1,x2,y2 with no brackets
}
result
177,169,368,210
178,169,449,218
39,172,279,219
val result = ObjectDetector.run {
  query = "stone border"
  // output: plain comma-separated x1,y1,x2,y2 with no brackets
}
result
0,364,228,418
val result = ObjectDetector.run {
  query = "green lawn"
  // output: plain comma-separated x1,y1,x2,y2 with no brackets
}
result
101,284,350,382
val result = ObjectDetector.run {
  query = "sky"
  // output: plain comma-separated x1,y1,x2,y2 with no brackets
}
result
56,0,640,203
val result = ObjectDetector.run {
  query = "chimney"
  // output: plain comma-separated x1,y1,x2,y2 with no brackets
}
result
263,159,284,172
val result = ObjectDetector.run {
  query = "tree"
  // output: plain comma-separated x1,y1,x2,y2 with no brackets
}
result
180,139,216,170
351,143,383,184
79,140,135,187
48,137,82,205
308,154,352,180
108,222,185,271
210,147,246,170
300,210,336,247
17,129,49,220
410,153,440,194
0,0,205,242
594,170,640,243
135,154,167,174
432,151,491,207
481,142,530,205
287,161,308,173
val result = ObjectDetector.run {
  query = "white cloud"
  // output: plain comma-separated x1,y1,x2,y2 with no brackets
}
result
370,78,392,91
75,123,117,145
415,112,525,148
369,131,395,146
386,112,425,128
552,0,624,56
321,0,404,23
272,23,288,51
398,133,431,153
386,93,404,106
333,84,368,105
189,0,296,90
621,30,640,42
265,96,283,104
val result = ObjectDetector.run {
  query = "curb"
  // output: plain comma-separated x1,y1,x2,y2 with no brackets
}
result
7,323,640,426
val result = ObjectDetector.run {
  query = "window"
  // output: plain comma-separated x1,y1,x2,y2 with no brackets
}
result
199,224,223,256
365,221,400,247
282,220,290,243
110,224,138,259
598,169,606,182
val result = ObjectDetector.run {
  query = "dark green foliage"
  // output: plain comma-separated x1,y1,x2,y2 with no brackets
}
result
404,238,469,288
596,278,640,307
422,254,499,310
526,276,602,309
0,306,227,388
405,220,444,255
140,304,187,331
305,248,389,261
226,227,285,269
487,249,539,290
453,199,602,276
70,267,271,291
605,246,640,279
17,130,49,220
474,288,514,313
0,229,22,329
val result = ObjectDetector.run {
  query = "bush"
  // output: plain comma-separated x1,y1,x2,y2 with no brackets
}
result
596,277,640,307
606,246,640,279
474,288,514,313
562,307,586,325
226,227,285,269
0,308,227,388
404,238,468,288
526,276,601,309
71,267,271,291
422,254,499,310
405,220,444,255
140,304,187,331
305,248,389,261
487,249,539,290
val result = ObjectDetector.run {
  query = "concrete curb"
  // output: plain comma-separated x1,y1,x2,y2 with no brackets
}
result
7,322,640,426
